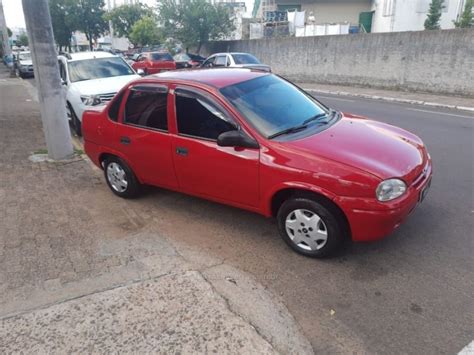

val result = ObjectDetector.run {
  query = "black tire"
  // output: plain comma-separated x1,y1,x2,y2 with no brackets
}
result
69,104,82,137
103,156,140,198
277,197,346,258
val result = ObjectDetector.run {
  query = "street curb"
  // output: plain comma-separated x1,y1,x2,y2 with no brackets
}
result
303,88,474,113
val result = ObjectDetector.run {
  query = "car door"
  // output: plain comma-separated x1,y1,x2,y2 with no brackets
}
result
113,83,179,189
170,86,260,208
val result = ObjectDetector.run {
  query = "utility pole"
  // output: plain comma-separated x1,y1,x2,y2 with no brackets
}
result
22,0,74,160
0,0,14,76
107,0,114,50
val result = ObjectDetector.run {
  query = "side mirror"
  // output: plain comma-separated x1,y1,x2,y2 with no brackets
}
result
136,68,145,76
217,130,259,149
60,79,67,86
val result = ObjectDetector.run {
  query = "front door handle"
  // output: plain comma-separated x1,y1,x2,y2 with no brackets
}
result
120,136,131,145
176,147,188,156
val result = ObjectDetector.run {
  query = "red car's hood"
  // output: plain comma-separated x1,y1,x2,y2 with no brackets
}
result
282,114,427,184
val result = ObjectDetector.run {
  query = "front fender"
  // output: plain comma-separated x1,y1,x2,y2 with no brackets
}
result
262,181,337,217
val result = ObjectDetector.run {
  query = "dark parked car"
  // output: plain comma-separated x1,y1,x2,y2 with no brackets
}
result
174,53,206,69
201,52,271,72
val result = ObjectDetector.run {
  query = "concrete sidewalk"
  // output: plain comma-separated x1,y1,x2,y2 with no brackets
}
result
298,82,474,112
0,66,313,353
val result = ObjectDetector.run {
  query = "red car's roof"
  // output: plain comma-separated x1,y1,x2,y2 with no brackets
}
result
151,68,269,89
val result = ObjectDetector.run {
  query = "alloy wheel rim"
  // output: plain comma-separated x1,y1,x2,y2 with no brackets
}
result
106,162,128,193
285,209,328,251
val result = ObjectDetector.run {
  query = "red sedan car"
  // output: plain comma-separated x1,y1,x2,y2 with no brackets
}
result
131,51,176,75
83,69,432,258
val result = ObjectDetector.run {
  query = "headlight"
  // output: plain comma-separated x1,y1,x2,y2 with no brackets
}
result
376,179,407,202
80,95,101,106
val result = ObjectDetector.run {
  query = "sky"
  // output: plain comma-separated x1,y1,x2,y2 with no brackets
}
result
1,0,158,30
2,0,26,29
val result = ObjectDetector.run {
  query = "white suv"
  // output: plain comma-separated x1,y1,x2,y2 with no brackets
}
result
58,51,140,136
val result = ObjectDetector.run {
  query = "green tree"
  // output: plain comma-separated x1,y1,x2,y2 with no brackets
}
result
49,0,76,51
129,16,162,47
157,0,235,53
70,0,108,50
7,27,12,37
17,33,29,47
454,0,473,28
424,0,445,30
104,3,153,39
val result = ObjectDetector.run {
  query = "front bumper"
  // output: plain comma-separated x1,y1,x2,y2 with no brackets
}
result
335,160,433,242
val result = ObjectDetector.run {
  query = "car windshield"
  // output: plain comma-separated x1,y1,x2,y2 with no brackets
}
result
220,75,328,138
151,53,173,61
68,57,134,82
232,53,260,64
19,52,31,61
178,54,191,61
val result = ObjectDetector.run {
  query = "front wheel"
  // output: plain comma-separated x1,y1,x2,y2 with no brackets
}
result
277,198,346,258
103,157,140,198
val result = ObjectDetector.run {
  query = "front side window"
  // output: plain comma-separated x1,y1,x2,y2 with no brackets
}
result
176,90,236,140
68,57,135,82
220,74,328,138
124,87,168,131
202,57,215,67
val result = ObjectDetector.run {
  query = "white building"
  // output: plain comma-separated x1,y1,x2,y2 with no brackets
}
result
371,0,468,32
269,0,468,33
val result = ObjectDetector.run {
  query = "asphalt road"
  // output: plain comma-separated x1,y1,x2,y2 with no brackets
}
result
139,94,473,354
26,75,473,353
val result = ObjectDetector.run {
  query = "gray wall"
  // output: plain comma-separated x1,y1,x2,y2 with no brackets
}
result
203,29,474,97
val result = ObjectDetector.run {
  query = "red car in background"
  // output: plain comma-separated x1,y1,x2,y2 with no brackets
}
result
131,51,176,75
82,69,432,258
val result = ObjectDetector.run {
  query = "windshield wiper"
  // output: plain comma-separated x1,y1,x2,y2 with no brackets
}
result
301,112,328,126
268,112,332,139
268,124,310,139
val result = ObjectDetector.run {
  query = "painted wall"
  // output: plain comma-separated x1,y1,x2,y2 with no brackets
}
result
292,0,372,24
203,29,474,96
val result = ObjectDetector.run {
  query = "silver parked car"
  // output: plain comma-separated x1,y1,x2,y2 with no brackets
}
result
15,51,34,78
201,52,271,72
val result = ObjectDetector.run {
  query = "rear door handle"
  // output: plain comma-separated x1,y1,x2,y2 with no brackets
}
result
120,136,131,145
176,147,188,156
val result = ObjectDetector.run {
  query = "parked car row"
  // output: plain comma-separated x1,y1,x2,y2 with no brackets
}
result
57,50,271,137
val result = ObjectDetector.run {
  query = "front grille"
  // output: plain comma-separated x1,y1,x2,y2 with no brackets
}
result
412,161,430,188
98,92,116,103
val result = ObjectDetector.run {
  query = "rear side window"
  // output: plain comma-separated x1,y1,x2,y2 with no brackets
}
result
175,90,236,140
214,56,227,67
151,53,173,61
124,88,168,131
108,90,125,122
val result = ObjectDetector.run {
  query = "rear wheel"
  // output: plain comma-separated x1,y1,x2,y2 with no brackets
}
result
103,156,140,198
277,198,346,258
